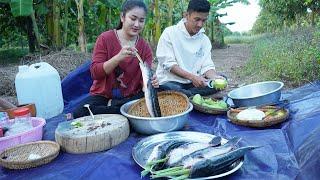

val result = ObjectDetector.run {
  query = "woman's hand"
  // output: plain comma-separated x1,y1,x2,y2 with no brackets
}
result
151,74,159,88
116,45,137,61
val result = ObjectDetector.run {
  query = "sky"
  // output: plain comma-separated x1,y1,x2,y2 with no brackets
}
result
218,0,261,32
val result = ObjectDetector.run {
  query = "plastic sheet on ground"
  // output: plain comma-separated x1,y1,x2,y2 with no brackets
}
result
1,61,320,180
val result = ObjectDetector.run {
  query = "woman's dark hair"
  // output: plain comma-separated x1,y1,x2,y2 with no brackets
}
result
187,0,210,13
116,0,148,30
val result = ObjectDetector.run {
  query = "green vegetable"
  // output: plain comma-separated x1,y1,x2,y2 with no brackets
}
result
192,94,203,105
192,94,228,110
71,121,83,128
202,100,227,110
211,79,228,90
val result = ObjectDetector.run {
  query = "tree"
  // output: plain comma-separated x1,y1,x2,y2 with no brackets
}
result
74,0,86,52
304,0,320,26
0,0,41,53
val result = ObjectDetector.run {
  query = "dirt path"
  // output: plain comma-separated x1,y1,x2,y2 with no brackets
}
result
213,44,252,91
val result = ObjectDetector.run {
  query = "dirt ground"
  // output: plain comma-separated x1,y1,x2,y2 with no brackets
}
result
0,44,252,105
212,44,252,95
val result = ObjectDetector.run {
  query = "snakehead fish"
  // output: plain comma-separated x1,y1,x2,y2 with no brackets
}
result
138,61,161,117
167,137,241,168
151,146,259,179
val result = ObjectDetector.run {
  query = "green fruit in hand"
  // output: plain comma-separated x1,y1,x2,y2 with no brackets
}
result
192,94,203,105
212,79,227,90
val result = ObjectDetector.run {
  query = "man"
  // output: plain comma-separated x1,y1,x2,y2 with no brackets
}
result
156,0,226,97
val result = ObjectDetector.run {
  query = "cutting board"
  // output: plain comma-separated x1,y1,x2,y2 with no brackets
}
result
55,114,130,154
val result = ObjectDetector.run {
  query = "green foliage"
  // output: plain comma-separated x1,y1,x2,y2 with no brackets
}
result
10,0,33,17
239,27,320,87
0,0,249,52
0,48,28,65
224,34,265,44
253,0,319,33
259,0,307,21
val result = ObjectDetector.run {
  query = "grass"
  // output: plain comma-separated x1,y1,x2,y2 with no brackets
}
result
0,48,28,65
237,27,320,88
224,34,265,44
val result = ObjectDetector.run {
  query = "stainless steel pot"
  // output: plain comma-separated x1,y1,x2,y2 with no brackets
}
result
120,100,193,135
227,81,284,107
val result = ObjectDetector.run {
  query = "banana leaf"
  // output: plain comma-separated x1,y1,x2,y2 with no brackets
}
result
0,0,10,3
10,0,33,17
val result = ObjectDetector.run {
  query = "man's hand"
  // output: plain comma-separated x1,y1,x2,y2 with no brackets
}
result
151,74,159,88
190,75,207,88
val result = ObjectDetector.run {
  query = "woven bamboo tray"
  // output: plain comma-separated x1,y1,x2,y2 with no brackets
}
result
227,106,289,128
0,141,60,169
189,96,229,115
128,91,189,117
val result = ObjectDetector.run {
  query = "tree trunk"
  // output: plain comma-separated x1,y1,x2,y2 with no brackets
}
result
63,0,70,47
46,0,54,48
167,0,174,26
75,0,87,52
53,0,61,50
212,18,225,49
25,16,36,53
30,11,40,47
154,0,160,44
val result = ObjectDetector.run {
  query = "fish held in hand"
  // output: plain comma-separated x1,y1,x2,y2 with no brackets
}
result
139,61,161,117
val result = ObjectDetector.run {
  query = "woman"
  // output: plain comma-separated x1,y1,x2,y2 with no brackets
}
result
73,0,158,118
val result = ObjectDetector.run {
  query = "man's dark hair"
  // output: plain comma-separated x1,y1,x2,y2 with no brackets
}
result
187,0,211,13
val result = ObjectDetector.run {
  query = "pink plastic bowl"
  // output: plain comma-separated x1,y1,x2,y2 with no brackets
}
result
0,118,46,152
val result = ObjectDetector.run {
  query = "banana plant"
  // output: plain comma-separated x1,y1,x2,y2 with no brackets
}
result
9,0,33,16
0,0,41,52
74,0,86,52
207,0,249,47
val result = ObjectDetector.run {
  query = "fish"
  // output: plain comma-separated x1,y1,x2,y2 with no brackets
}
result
138,61,161,117
142,140,188,177
188,146,259,178
167,137,241,168
166,136,222,166
151,146,259,179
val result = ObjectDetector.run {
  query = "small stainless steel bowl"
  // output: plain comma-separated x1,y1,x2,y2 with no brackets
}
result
227,81,284,107
120,100,193,135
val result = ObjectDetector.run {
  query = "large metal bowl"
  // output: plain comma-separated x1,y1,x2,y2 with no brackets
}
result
120,100,193,135
227,81,284,107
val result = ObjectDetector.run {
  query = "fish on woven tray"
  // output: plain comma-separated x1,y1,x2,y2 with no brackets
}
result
142,137,259,179
138,57,161,117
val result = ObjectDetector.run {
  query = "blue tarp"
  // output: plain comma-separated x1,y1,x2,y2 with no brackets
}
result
2,61,320,180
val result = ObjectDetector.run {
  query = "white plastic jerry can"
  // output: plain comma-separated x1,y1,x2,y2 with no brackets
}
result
15,62,64,119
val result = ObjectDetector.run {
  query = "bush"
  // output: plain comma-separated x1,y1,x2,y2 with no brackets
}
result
238,27,320,87
0,48,28,65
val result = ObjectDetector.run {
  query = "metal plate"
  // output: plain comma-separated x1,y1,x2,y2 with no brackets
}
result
132,131,244,179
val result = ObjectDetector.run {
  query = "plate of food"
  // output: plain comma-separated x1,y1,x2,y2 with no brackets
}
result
227,106,289,128
190,94,229,115
132,131,257,179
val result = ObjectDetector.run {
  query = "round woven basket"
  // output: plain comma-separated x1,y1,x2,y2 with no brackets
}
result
227,106,289,128
189,96,228,115
128,91,189,117
0,141,60,169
